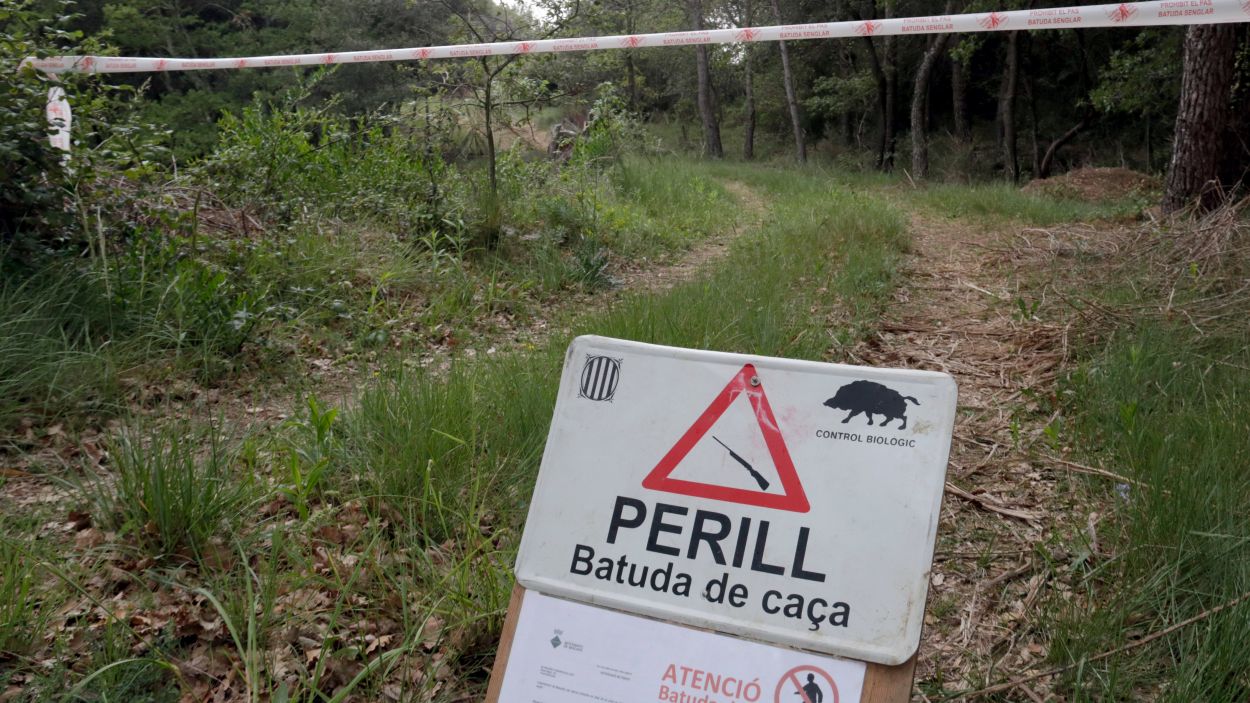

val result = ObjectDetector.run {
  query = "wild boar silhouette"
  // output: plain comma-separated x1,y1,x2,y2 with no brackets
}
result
824,380,919,429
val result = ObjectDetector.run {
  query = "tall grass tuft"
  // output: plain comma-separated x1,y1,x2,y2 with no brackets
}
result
0,272,121,428
1053,322,1250,699
0,538,45,660
85,423,252,561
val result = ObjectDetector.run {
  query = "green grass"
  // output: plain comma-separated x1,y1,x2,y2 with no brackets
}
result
3,156,909,700
1048,320,1250,701
0,272,121,428
81,422,256,561
911,182,1141,225
0,538,46,661
342,160,906,552
321,162,907,697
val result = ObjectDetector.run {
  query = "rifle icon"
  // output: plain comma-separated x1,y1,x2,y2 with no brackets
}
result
712,436,770,491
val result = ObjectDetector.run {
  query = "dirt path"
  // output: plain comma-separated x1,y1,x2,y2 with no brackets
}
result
847,201,1088,699
612,180,767,293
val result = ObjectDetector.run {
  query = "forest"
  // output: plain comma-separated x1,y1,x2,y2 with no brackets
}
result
2,0,1249,700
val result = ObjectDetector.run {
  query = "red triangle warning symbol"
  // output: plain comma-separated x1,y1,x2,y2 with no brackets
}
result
642,363,810,513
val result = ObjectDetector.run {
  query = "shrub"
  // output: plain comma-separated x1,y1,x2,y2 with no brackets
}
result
1,0,169,273
203,71,462,236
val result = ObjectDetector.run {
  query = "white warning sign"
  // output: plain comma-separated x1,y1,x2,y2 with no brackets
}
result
495,590,866,703
516,336,957,665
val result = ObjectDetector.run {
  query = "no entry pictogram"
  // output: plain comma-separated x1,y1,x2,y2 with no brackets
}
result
776,664,839,703
642,363,810,512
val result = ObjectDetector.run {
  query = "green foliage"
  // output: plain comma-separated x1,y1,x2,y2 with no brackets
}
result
280,396,340,519
204,72,461,235
0,269,119,426
0,538,45,660
913,183,1139,225
805,73,876,123
2,1,93,266
341,163,908,551
569,86,642,166
1091,30,1183,120
1,0,75,255
1055,319,1250,699
84,423,252,560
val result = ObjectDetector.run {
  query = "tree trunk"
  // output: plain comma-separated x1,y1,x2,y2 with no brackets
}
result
770,0,806,163
1039,117,1090,178
882,0,898,171
625,1,638,111
1145,118,1153,173
1163,25,1238,214
481,60,498,197
862,35,889,169
625,52,638,112
911,32,951,180
951,54,970,141
999,32,1020,182
691,0,723,158
1025,51,1041,177
742,0,756,160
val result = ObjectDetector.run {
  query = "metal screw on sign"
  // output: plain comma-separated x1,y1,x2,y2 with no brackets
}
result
750,376,761,387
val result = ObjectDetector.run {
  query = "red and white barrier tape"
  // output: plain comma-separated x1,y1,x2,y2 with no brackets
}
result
23,0,1250,76
45,86,71,153
26,0,1250,153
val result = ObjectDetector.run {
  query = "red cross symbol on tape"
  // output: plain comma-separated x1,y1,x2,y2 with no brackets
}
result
1107,4,1137,22
855,20,882,36
978,11,1007,29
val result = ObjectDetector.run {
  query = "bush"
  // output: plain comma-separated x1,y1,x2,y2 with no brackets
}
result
1,0,168,273
1,0,85,265
203,71,463,237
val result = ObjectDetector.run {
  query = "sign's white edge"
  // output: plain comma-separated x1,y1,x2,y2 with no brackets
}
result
515,335,957,666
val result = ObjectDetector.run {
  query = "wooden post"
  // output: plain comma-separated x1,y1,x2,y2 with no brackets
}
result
484,585,526,702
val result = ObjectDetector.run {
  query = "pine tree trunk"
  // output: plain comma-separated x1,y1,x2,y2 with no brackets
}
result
481,61,498,198
882,0,898,171
951,55,970,141
999,32,1020,183
862,35,889,169
1163,25,1238,214
911,32,951,180
625,1,638,111
770,0,806,163
690,0,723,158
742,0,757,160
1145,118,1153,173
1025,46,1040,178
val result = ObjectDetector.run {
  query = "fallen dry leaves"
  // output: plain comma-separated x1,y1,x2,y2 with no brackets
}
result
836,200,1117,698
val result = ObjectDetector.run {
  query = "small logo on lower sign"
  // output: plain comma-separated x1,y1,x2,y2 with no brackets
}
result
823,380,919,430
579,355,621,401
